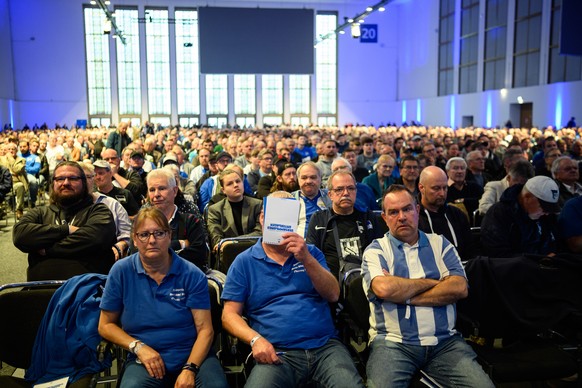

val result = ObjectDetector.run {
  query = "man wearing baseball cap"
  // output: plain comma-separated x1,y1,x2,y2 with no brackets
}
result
481,175,560,257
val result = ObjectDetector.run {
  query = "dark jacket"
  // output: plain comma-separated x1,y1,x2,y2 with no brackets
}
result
169,210,209,271
418,203,473,261
480,184,559,257
207,196,262,249
105,131,132,157
13,197,117,280
0,165,12,201
116,167,146,204
306,208,385,277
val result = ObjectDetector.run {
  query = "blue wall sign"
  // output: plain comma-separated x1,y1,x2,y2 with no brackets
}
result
360,24,378,43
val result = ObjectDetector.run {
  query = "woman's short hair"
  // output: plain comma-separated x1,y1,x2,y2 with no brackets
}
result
132,207,171,235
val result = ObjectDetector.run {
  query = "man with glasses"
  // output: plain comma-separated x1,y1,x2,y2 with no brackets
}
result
307,170,383,280
396,155,421,197
362,185,493,388
551,156,581,207
247,149,275,194
13,161,117,280
481,176,560,257
101,148,146,205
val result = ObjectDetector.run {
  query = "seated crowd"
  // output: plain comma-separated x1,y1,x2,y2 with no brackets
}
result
6,120,582,387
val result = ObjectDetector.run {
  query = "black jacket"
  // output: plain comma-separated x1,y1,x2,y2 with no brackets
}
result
13,197,117,280
418,203,473,260
480,184,558,257
306,208,384,277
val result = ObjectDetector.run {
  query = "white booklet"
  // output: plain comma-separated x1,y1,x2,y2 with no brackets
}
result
262,196,300,245
34,377,69,388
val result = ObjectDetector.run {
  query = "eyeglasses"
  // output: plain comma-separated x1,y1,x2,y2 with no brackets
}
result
135,230,168,243
331,186,357,195
54,176,83,183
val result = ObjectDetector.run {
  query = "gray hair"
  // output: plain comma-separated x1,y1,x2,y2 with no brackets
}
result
147,168,177,188
551,156,574,179
331,157,352,173
445,157,467,171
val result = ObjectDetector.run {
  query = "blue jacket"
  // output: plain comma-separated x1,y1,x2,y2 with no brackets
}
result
25,273,112,384
20,151,42,176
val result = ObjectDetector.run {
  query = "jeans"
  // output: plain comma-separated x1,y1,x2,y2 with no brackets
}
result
245,338,364,388
27,174,39,204
120,351,227,388
366,335,494,388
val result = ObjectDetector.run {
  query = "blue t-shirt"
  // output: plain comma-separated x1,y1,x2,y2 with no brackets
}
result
222,240,336,349
100,250,210,372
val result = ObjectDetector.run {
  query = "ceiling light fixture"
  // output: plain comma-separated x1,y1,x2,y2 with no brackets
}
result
315,0,393,45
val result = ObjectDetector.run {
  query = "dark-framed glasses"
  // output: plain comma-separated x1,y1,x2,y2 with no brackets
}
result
135,230,168,243
54,176,83,183
331,186,357,195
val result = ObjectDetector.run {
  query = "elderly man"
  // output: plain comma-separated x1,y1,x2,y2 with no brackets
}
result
207,168,262,251
93,160,140,217
0,142,28,219
481,176,560,257
446,157,484,224
418,166,473,261
307,170,383,279
465,150,490,189
101,148,146,205
331,157,379,212
13,161,117,280
362,185,494,388
222,192,364,388
291,162,331,237
551,156,582,206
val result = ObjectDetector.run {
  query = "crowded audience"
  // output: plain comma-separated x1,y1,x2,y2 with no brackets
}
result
5,119,582,386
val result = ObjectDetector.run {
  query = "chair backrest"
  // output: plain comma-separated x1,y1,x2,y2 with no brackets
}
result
217,236,260,273
207,276,223,338
343,274,371,334
0,283,62,369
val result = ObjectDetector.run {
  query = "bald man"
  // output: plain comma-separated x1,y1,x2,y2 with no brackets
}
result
418,166,473,261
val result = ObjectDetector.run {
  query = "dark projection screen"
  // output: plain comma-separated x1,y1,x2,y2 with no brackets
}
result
198,7,315,74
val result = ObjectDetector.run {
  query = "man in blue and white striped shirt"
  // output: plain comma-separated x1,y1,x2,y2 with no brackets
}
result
362,184,493,388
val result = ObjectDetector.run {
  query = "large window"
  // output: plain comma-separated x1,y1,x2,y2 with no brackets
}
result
145,9,171,116
262,75,283,125
206,74,228,126
234,74,256,127
548,0,582,83
116,8,141,116
513,0,542,87
84,7,111,119
316,13,337,126
459,0,479,94
484,0,508,90
438,0,455,96
175,9,200,118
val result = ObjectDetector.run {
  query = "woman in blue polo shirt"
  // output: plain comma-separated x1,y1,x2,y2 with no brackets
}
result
98,207,227,388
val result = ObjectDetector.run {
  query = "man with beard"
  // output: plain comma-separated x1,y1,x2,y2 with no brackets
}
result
307,170,383,280
270,159,299,194
315,139,339,185
417,166,473,261
13,161,117,280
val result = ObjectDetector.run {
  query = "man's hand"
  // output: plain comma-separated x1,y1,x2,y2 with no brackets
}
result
252,337,281,365
68,225,79,234
281,232,311,263
136,344,166,379
174,369,195,388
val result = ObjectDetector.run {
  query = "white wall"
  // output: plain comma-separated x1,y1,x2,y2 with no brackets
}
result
2,0,399,128
2,0,582,129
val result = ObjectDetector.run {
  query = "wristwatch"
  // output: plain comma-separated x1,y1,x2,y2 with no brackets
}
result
129,340,142,354
183,362,200,374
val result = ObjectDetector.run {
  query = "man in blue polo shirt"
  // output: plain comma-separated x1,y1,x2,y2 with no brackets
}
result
362,184,493,388
221,192,363,388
